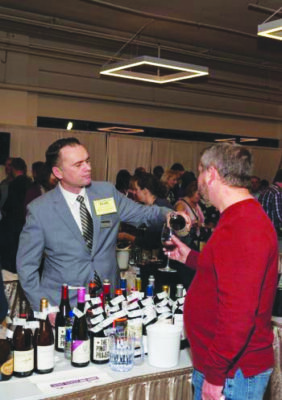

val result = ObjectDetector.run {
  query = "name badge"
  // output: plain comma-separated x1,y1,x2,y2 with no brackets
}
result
94,197,117,215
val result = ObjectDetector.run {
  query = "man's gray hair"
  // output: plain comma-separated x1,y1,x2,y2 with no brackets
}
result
200,143,253,188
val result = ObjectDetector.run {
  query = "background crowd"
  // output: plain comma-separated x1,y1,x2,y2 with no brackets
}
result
0,154,281,277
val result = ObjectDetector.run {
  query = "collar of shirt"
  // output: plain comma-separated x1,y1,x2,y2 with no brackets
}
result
58,183,92,232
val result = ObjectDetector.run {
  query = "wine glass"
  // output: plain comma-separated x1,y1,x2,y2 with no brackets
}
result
158,223,177,273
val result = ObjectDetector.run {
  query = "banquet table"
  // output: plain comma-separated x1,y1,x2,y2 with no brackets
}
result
1,348,193,400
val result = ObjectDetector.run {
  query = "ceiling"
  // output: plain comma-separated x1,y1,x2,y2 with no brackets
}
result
0,0,281,68
0,0,281,144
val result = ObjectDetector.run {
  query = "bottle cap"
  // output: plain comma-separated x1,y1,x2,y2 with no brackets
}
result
77,287,86,303
146,285,154,297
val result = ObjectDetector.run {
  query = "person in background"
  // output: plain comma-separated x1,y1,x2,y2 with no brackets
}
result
17,137,169,313
259,179,269,193
152,165,164,180
160,169,179,205
119,173,173,250
171,162,185,202
0,158,32,272
174,181,205,250
115,169,131,195
166,143,277,400
24,161,57,213
259,169,282,237
0,157,14,211
134,166,146,176
250,175,261,199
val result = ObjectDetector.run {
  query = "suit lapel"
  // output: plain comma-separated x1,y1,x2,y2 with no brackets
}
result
86,186,101,255
52,186,87,248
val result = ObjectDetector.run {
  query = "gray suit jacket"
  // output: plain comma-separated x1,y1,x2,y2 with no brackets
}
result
17,182,168,310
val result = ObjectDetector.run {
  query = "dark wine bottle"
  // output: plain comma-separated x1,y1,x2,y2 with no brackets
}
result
173,284,189,349
170,214,189,237
0,337,13,381
102,279,111,315
13,300,34,377
55,284,71,352
71,287,90,367
90,317,112,364
34,298,55,374
120,278,127,299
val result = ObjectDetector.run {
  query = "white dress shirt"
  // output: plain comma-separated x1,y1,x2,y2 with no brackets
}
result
59,183,92,234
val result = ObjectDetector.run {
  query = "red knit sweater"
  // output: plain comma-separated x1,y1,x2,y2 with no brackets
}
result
184,199,278,386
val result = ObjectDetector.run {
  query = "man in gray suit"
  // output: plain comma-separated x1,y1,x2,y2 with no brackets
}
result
17,137,169,311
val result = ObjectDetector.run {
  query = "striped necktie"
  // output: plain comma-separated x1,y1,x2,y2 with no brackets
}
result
76,195,93,250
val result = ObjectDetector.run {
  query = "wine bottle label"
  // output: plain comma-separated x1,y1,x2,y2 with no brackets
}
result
109,305,120,314
141,298,154,307
102,317,113,329
156,306,171,314
71,340,90,363
176,297,185,306
127,293,139,303
13,317,26,326
111,310,127,320
25,321,40,330
91,322,103,333
92,306,104,316
91,314,104,326
5,329,14,339
127,301,139,311
14,349,34,373
92,337,109,361
91,297,102,306
157,298,169,307
0,356,13,376
34,311,48,320
142,305,156,317
158,313,172,323
84,302,91,313
156,291,168,300
37,344,55,370
57,326,66,349
143,313,157,325
48,306,60,313
128,309,143,319
85,294,91,301
110,295,125,306
73,307,84,318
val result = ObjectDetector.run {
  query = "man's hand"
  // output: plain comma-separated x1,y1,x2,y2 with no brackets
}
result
163,234,191,264
202,380,225,400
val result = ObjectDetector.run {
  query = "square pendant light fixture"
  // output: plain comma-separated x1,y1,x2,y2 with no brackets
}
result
100,56,209,84
258,18,282,40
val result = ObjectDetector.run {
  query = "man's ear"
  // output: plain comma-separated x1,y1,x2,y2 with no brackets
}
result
52,166,62,180
206,166,218,185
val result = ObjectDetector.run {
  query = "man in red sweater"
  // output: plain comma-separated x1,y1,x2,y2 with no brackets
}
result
167,143,278,400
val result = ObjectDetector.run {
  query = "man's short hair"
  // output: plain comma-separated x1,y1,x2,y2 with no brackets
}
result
171,163,184,172
200,143,253,188
45,137,80,171
11,157,27,174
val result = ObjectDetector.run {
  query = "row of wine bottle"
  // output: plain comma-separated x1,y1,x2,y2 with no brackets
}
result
3,277,187,378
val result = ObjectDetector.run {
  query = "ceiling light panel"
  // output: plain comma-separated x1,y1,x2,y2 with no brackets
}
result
100,56,209,84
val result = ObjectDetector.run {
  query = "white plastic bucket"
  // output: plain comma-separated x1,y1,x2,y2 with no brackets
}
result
147,323,182,368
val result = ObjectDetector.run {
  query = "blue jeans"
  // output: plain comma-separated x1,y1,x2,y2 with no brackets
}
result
192,368,272,400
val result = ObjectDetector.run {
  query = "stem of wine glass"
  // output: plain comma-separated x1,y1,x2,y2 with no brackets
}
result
166,252,170,268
